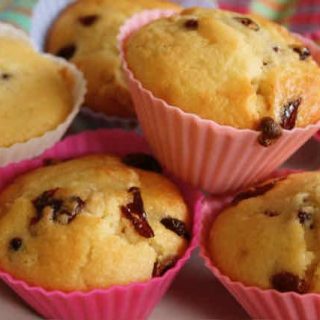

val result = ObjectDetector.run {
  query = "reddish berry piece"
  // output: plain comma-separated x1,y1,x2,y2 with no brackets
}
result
78,15,99,26
184,19,199,30
281,98,302,130
271,272,307,293
161,217,190,240
292,46,311,61
121,187,154,238
258,117,282,147
152,257,177,277
9,238,23,251
234,17,259,31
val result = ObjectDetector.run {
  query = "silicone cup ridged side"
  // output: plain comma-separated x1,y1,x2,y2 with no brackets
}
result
0,22,86,167
0,129,203,320
118,10,320,194
199,170,320,320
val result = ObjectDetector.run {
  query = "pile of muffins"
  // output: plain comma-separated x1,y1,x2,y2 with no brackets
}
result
1,0,320,319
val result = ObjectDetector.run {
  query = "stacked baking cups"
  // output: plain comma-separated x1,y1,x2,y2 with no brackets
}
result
0,3,319,320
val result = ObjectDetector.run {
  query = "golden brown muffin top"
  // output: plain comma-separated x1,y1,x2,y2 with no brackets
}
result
126,8,320,130
209,172,320,294
45,0,181,118
0,154,190,291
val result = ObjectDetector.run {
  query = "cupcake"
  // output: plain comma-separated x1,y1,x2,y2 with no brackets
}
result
0,22,85,167
119,8,320,194
44,0,181,119
0,129,201,320
201,171,320,320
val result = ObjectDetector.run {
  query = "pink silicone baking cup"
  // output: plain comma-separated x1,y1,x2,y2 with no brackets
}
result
200,169,320,320
119,10,320,194
0,129,203,320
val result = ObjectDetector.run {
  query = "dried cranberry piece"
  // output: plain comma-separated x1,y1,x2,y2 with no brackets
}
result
184,19,199,30
152,257,177,277
121,187,154,238
271,272,307,293
297,210,312,224
32,189,62,225
78,14,99,26
1,73,11,80
43,158,62,166
292,46,311,61
56,44,77,60
122,153,162,173
52,196,85,225
264,210,280,217
9,238,23,251
281,98,302,130
233,17,259,31
258,117,282,147
32,190,85,225
232,178,283,205
161,217,190,240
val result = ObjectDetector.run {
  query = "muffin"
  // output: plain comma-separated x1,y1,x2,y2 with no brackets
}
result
125,7,320,131
119,8,320,194
209,171,320,293
0,153,190,291
0,34,74,148
45,0,181,118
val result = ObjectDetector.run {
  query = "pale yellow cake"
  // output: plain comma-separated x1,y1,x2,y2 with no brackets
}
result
126,7,320,130
0,36,73,148
46,0,181,118
0,154,190,291
209,172,320,293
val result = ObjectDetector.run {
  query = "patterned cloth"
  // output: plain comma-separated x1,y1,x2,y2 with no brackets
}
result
0,0,36,32
218,0,320,42
0,0,319,41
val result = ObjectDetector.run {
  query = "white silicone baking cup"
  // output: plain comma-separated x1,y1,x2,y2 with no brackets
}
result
0,22,86,167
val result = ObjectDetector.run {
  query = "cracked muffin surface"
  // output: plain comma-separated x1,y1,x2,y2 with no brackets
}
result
0,154,190,291
209,172,320,293
45,0,180,118
125,7,320,129
0,36,73,148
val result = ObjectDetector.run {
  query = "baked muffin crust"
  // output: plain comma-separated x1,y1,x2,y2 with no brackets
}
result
209,172,320,293
125,8,320,129
46,0,181,118
0,154,190,291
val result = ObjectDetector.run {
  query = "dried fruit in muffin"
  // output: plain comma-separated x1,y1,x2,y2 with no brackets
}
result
0,154,190,291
